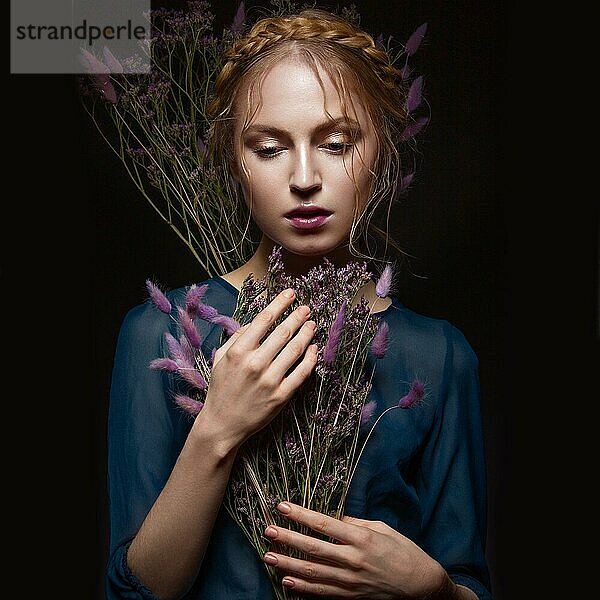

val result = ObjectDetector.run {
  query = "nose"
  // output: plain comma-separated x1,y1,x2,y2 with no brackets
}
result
289,146,322,195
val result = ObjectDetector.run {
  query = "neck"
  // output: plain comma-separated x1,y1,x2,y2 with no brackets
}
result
222,235,393,314
244,236,368,280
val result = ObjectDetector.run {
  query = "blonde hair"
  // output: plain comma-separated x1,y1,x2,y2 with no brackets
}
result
206,7,414,265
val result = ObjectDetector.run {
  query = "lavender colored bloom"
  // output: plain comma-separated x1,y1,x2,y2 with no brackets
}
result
164,331,193,367
178,335,196,366
231,2,245,34
185,283,209,316
214,314,241,336
360,400,377,425
196,136,208,159
323,299,348,365
406,75,423,113
148,357,179,372
174,393,204,416
177,306,203,349
146,279,172,313
371,320,390,359
177,365,207,390
400,64,411,80
399,172,415,192
197,302,219,321
375,264,393,298
405,23,428,57
375,33,384,49
102,46,123,74
399,379,425,408
400,116,429,142
78,49,117,104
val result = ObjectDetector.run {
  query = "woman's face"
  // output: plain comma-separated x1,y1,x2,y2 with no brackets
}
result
233,58,378,257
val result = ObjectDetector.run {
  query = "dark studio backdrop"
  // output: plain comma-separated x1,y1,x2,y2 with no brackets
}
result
7,0,539,598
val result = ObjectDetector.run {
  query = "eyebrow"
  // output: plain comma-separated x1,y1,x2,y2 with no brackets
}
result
243,117,361,137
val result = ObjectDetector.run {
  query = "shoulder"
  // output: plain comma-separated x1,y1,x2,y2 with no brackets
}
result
385,298,478,371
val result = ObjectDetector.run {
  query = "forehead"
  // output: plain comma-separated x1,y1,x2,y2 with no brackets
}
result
234,58,371,131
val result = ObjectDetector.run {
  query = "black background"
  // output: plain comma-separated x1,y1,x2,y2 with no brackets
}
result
6,1,597,598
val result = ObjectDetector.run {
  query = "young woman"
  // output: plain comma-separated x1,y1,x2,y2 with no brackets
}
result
106,7,493,600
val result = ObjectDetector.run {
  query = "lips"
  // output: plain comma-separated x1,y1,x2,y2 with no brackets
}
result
284,206,333,218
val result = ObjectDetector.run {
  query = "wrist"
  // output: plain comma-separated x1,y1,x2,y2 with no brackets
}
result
421,568,457,600
188,409,242,461
423,571,474,600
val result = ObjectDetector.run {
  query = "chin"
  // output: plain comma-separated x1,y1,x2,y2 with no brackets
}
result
274,235,343,258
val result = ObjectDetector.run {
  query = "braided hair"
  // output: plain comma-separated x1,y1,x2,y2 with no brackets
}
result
206,8,418,264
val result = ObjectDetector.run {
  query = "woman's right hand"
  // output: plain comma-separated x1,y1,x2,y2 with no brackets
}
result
192,289,318,451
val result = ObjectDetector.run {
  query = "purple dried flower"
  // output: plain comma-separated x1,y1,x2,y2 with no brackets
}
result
178,335,196,365
360,400,377,425
375,33,384,49
177,365,207,390
371,320,390,359
231,1,245,34
196,136,207,159
406,75,423,113
399,172,415,192
400,116,429,142
164,332,194,367
323,299,348,365
174,394,204,416
149,357,179,372
102,46,123,73
78,49,117,104
376,264,393,298
399,379,425,408
213,315,241,336
405,23,428,57
197,302,219,322
146,279,172,313
177,307,203,349
185,283,208,316
400,64,412,80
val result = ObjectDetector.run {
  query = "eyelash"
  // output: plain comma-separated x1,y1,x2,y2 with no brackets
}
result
252,142,354,159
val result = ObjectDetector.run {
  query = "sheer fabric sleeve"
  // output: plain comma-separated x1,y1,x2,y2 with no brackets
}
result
415,322,493,600
104,300,191,599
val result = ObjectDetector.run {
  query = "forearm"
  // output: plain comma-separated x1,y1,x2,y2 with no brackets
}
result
127,412,240,600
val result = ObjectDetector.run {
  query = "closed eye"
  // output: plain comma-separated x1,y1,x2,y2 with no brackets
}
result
252,145,284,158
323,142,354,154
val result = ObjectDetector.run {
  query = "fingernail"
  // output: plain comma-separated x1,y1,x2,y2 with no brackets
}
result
265,526,278,538
282,578,295,588
264,553,278,565
277,502,291,514
283,288,295,298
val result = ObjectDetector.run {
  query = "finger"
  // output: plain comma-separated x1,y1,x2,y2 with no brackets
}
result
279,575,355,598
239,289,297,349
268,314,317,376
213,323,250,363
253,303,312,364
262,552,353,587
278,342,319,398
264,523,349,565
274,502,365,545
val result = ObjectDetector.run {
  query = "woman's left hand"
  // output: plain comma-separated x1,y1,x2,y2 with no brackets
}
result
263,501,448,599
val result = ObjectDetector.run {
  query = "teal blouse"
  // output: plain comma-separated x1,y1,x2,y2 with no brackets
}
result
106,275,493,599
